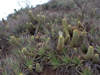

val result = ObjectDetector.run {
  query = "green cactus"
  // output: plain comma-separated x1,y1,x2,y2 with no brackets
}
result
46,38,51,45
62,18,69,35
12,15,17,20
77,21,81,27
9,39,13,46
10,36,21,47
26,22,35,32
36,63,43,73
31,35,34,41
68,24,72,34
26,22,31,31
52,29,54,37
28,10,38,22
80,46,94,60
41,15,45,22
57,31,64,50
37,14,40,20
19,73,23,75
28,65,33,74
69,30,78,47
30,22,35,29
80,30,87,36
6,25,9,31
2,18,7,25
64,35,70,44
92,54,99,63
22,48,35,57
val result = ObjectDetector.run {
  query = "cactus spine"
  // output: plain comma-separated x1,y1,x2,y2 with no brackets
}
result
57,31,64,50
92,54,99,63
36,63,43,73
69,30,78,47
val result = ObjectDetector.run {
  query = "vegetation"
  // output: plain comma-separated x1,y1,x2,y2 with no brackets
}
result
0,0,100,75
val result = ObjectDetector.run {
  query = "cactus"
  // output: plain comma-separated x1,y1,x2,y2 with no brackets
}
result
19,73,23,75
12,15,17,20
28,10,38,22
68,24,72,34
9,39,13,46
46,38,51,45
22,48,35,57
80,46,94,60
62,18,69,35
26,22,31,31
69,30,78,47
6,25,9,31
10,36,21,47
30,22,35,29
57,31,64,50
77,21,81,27
92,54,99,63
74,48,77,51
26,22,35,32
80,30,87,36
52,29,54,37
41,15,45,22
40,11,42,15
28,65,33,74
31,35,34,41
36,63,43,73
2,18,7,25
64,35,70,44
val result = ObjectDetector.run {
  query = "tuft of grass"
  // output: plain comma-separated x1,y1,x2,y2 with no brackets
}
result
80,67,94,75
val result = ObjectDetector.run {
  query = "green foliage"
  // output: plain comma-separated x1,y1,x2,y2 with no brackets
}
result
24,58,33,68
38,47,45,56
50,56,61,69
62,55,72,64
72,56,82,67
80,67,94,75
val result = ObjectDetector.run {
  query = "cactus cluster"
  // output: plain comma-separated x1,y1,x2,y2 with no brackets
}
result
26,22,35,32
10,36,21,47
57,18,87,50
79,46,99,62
